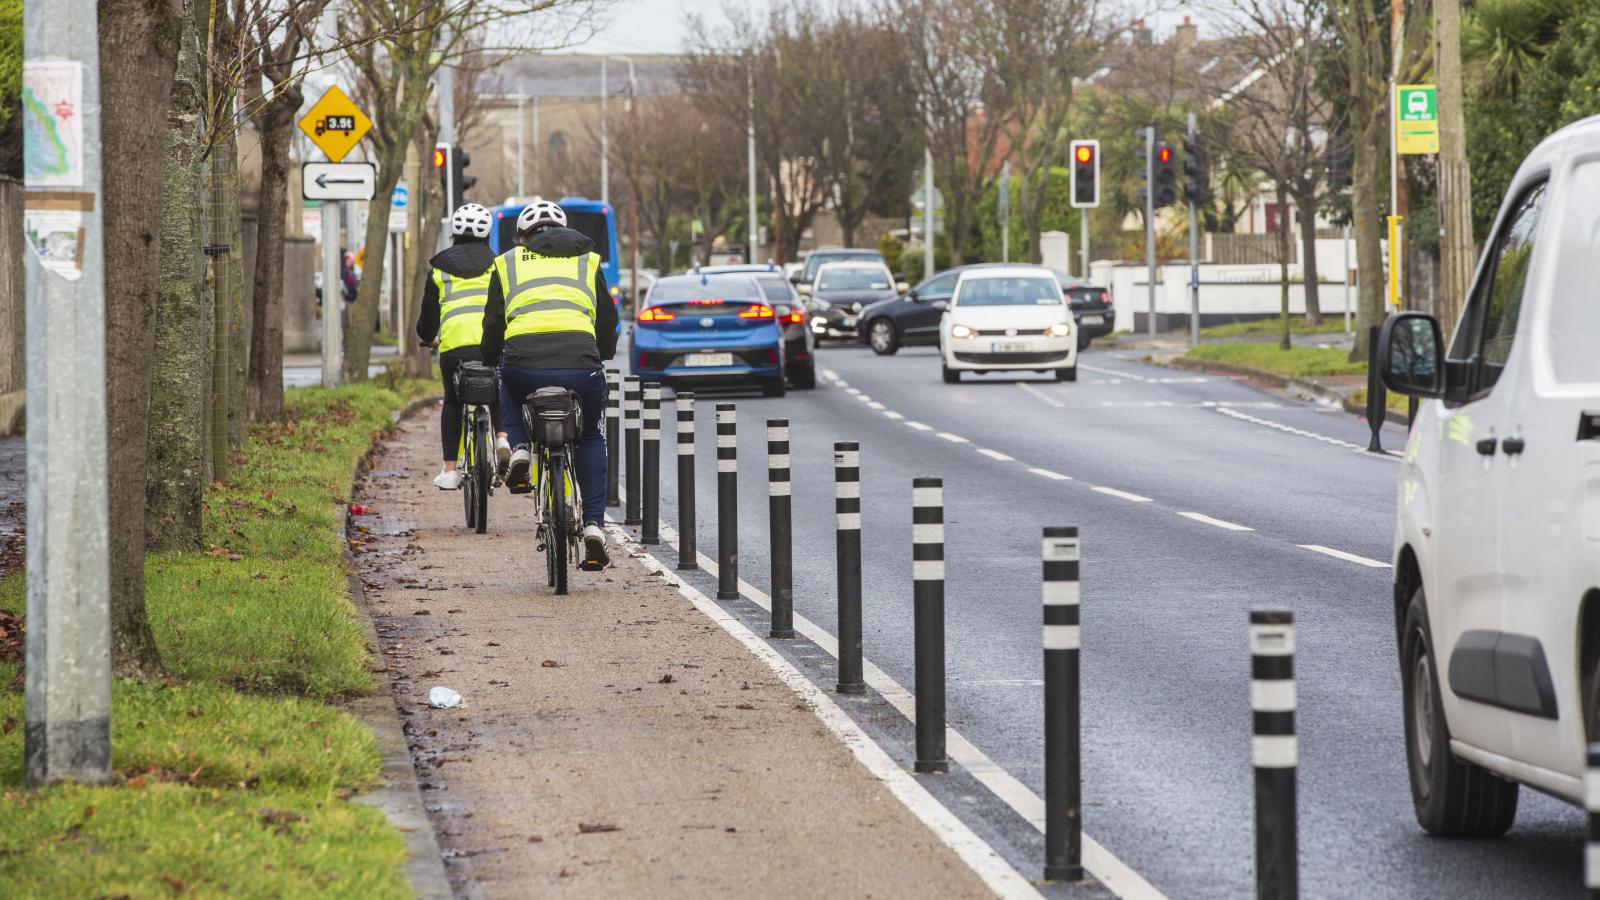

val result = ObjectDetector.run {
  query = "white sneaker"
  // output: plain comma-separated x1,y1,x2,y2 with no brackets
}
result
507,448,532,493
582,524,609,569
433,469,464,490
495,436,512,467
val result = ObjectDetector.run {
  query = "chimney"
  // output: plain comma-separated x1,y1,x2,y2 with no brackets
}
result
1132,18,1153,47
1172,15,1198,49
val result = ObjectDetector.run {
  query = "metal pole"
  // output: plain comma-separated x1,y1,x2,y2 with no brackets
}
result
1000,160,1011,264
437,39,455,245
606,369,621,506
922,12,935,280
322,201,343,387
1587,743,1600,898
716,404,739,600
913,478,947,773
1042,527,1082,881
747,56,759,263
516,93,525,198
1145,126,1157,338
600,57,609,206
1251,608,1298,900
624,375,641,525
641,382,660,545
834,442,865,694
1188,113,1201,347
767,420,795,639
1079,209,1089,280
628,61,640,320
676,392,697,570
1365,326,1386,453
1342,224,1353,334
531,96,540,190
23,1,113,784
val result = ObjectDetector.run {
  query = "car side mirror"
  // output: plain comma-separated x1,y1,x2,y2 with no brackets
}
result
1378,312,1445,399
896,281,910,294
931,300,949,312
789,273,803,284
797,283,812,296
906,289,919,302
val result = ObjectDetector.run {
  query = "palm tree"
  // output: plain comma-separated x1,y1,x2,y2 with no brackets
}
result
1463,0,1575,97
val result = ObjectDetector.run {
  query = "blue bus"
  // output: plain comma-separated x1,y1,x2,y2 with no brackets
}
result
489,197,621,309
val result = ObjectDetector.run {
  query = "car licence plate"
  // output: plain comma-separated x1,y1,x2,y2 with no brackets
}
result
685,352,734,367
842,317,857,328
1082,315,1104,325
991,341,1029,353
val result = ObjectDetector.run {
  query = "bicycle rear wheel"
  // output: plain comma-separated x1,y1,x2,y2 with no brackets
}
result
461,415,477,530
472,413,491,534
548,451,569,595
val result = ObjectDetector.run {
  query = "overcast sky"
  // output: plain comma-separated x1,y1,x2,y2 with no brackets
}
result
556,1,1207,55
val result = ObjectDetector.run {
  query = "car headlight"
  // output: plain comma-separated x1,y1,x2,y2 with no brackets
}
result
811,317,827,330
1046,322,1072,338
950,324,975,339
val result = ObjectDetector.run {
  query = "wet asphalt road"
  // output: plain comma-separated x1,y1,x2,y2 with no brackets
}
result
639,342,1582,899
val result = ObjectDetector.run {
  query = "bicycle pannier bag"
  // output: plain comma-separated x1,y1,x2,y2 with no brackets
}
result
524,387,584,445
455,362,499,406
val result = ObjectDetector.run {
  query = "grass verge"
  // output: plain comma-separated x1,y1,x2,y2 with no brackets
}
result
1,378,432,898
1182,343,1367,380
1199,315,1350,339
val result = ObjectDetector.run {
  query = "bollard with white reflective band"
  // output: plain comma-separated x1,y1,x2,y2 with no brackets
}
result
676,392,697,570
767,419,796,639
913,477,947,773
835,442,865,695
1251,608,1297,900
641,383,661,545
1589,743,1600,898
1043,526,1083,882
606,369,621,506
716,404,739,600
624,376,642,525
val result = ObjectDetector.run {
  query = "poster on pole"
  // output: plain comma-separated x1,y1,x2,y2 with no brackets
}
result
21,62,85,187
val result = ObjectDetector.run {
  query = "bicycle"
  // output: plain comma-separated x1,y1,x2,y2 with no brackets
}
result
521,387,593,595
453,361,501,535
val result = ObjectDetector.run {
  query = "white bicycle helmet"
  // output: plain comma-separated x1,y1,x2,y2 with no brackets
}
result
450,203,492,239
516,198,567,234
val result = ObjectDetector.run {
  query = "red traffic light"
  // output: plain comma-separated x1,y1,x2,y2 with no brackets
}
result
1075,145,1094,164
432,147,447,169
1158,145,1172,164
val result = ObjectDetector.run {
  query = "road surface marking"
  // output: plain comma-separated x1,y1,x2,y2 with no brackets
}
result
821,368,839,380
1092,486,1153,503
1029,467,1072,481
976,448,1014,462
1215,407,1390,456
1179,511,1254,532
937,432,970,444
906,421,934,431
641,521,1163,900
1080,363,1151,383
1298,544,1391,568
612,525,1041,899
1017,382,1065,409
883,410,904,420
867,401,887,410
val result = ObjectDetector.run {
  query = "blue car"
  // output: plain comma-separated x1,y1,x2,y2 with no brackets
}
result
630,274,787,397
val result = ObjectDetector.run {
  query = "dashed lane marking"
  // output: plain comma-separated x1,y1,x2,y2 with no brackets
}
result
867,401,887,410
1299,544,1391,568
883,410,904,420
1178,511,1254,532
1092,486,1154,503
976,448,1014,462
1029,467,1072,481
1215,407,1396,458
937,432,970,444
906,421,934,431
1017,382,1065,409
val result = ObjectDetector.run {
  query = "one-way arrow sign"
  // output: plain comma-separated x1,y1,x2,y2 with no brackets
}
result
303,162,376,201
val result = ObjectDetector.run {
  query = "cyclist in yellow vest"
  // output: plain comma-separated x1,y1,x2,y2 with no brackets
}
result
417,203,510,490
481,199,619,568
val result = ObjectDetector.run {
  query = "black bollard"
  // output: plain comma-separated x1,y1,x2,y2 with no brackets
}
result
624,375,642,525
641,383,661,545
1251,608,1297,900
767,419,796,639
913,477,947,773
606,369,621,506
1588,743,1600,899
1042,526,1083,882
835,441,865,695
676,392,697,571
1365,325,1385,453
716,403,739,600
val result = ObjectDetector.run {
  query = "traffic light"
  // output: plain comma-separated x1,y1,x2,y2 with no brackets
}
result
433,143,453,212
1182,134,1210,208
1327,146,1353,191
1154,142,1178,207
452,147,475,207
1069,140,1100,209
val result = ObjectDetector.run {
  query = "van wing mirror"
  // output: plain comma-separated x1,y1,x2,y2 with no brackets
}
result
1378,312,1446,399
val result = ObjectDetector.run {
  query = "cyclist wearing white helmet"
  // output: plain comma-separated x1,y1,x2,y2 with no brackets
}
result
481,197,619,569
418,202,509,490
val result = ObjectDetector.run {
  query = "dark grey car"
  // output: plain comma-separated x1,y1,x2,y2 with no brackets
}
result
805,262,902,341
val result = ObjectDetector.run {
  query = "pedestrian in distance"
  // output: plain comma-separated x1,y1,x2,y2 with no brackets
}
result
480,198,620,569
417,203,511,490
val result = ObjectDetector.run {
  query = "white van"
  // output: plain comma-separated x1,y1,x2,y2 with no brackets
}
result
1379,116,1600,835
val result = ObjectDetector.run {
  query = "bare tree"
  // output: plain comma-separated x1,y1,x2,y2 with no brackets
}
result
1327,0,1389,358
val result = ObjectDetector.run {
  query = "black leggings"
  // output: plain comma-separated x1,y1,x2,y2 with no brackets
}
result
439,351,503,460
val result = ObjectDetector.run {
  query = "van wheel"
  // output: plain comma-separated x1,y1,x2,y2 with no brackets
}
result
1401,586,1518,836
941,366,960,384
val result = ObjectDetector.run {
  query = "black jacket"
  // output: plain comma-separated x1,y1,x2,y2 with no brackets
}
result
480,227,619,369
415,237,497,348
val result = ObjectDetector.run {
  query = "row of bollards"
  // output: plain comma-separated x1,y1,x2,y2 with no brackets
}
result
607,371,1303,892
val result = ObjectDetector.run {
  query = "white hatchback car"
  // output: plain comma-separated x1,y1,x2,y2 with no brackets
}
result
1379,115,1600,836
938,266,1077,384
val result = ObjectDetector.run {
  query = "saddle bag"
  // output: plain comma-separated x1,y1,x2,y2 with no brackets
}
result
454,362,500,406
523,386,584,446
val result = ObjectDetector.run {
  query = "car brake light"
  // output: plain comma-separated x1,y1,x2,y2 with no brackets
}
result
787,310,805,324
739,304,775,319
638,307,675,322
1100,290,1109,304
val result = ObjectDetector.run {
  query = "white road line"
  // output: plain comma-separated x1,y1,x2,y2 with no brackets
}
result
1029,467,1072,481
937,432,970,444
883,410,904,420
846,387,862,396
867,401,887,410
976,448,1014,462
1092,486,1154,503
1079,363,1150,383
820,369,838,380
1017,382,1065,409
1299,544,1392,568
643,521,1163,900
906,421,934,431
611,525,1041,899
1178,511,1254,532
1215,407,1393,457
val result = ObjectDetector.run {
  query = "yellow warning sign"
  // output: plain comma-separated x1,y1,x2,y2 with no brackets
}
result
297,86,372,163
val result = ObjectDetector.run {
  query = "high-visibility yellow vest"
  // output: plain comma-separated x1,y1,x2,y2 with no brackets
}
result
494,248,600,341
431,268,493,353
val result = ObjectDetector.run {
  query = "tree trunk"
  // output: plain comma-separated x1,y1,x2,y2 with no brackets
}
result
1349,105,1387,360
1296,184,1322,325
1435,0,1473,342
344,157,404,382
403,129,437,379
1276,185,1293,352
99,0,180,676
147,0,206,553
246,90,298,421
